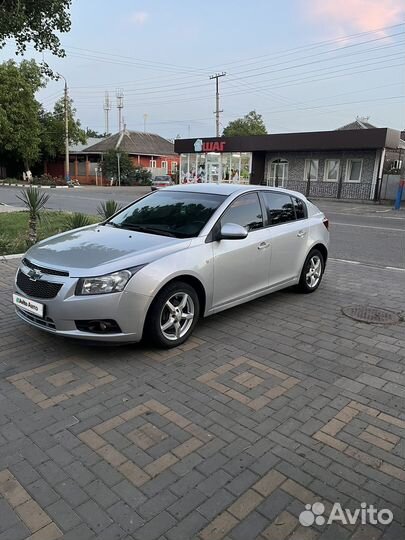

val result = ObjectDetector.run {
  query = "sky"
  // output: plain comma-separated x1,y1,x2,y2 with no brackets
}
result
1,0,405,139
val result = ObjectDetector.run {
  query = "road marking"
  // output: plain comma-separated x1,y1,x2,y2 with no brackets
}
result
330,258,405,272
332,222,405,232
329,258,360,265
326,211,405,220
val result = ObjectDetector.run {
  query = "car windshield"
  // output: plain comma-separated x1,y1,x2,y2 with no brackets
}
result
107,190,226,238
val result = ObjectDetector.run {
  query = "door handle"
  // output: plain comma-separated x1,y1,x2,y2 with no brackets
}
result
257,242,270,250
297,230,306,238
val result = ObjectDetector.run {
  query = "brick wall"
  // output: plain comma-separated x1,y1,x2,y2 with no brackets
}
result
264,149,378,200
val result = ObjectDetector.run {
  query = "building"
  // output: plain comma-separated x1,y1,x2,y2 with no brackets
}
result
45,130,179,185
174,122,405,200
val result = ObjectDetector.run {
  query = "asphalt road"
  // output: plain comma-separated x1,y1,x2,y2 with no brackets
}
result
1,186,404,269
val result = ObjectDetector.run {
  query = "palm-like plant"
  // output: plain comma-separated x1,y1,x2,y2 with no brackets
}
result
16,187,50,245
97,199,122,220
64,212,92,230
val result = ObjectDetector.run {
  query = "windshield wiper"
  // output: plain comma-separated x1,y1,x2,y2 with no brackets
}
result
105,222,122,228
117,224,177,237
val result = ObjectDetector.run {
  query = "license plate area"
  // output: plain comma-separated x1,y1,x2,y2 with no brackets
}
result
13,294,44,318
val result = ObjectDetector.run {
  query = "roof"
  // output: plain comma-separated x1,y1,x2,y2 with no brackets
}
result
165,183,306,198
175,128,402,154
337,118,377,130
84,130,176,156
69,137,105,153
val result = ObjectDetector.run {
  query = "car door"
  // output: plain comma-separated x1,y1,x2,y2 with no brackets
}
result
260,192,310,286
211,192,271,309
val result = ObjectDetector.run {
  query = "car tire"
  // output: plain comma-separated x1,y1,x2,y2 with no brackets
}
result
144,281,200,348
296,249,325,293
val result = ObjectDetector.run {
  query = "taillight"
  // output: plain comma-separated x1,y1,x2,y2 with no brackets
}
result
323,217,329,230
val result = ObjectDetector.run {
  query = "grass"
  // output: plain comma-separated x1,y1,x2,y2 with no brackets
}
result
0,211,99,256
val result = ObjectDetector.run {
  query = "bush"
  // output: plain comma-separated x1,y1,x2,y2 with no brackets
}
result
32,174,56,186
64,212,92,230
0,234,13,256
121,167,152,186
0,177,20,185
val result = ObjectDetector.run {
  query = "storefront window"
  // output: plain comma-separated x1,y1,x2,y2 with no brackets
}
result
179,152,251,184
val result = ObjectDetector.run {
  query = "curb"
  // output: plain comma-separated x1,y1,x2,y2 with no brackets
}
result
1,253,23,261
0,184,81,189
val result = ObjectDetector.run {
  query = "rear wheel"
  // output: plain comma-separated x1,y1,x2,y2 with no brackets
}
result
144,281,200,348
297,249,324,293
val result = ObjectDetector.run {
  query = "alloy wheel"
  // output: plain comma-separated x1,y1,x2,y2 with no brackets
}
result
305,255,322,288
160,292,195,341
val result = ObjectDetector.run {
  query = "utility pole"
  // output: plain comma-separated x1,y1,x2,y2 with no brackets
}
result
116,89,124,132
104,91,111,135
143,113,148,133
117,152,121,187
209,72,226,137
58,73,70,184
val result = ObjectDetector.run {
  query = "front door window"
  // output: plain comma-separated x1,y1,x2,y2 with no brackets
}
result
269,159,288,187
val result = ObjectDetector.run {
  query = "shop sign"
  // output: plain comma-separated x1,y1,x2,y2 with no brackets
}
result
194,139,226,153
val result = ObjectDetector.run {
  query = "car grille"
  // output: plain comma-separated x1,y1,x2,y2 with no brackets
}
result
16,308,56,330
22,258,69,277
16,270,62,299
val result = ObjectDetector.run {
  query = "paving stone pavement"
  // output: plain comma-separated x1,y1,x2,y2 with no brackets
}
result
0,257,404,540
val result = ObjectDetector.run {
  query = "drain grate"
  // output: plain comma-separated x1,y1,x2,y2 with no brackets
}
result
342,305,400,324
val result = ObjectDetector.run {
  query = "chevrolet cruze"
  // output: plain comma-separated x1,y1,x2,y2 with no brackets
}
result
13,184,329,347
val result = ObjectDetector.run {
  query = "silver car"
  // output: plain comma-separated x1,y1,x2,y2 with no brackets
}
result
150,175,174,191
13,184,329,348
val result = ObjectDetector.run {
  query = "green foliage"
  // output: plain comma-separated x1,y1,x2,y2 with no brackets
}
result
125,167,152,186
85,128,109,138
0,60,44,167
101,150,135,182
64,212,92,230
0,233,13,256
16,187,50,218
222,110,267,137
0,0,71,59
16,186,50,244
0,177,20,185
97,200,123,220
40,97,86,160
0,211,98,255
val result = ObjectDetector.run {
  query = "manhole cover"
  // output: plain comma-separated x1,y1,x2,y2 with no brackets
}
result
342,305,400,324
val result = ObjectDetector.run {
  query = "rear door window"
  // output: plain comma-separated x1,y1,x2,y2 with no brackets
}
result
262,192,296,225
292,197,307,219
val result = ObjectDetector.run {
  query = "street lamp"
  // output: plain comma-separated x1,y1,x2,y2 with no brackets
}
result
57,73,70,184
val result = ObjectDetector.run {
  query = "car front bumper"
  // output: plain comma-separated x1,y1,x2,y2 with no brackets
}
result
14,264,152,343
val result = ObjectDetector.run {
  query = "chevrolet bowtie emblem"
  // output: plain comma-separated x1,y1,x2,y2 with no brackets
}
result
27,268,42,281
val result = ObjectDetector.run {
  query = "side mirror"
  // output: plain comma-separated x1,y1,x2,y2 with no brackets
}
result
219,223,248,240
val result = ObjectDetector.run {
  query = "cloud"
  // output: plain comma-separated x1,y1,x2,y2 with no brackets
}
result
131,11,148,25
305,0,404,35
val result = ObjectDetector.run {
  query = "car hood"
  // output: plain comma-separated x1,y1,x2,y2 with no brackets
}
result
25,224,192,277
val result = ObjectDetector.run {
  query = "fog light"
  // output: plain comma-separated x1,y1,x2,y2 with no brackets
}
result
75,319,122,334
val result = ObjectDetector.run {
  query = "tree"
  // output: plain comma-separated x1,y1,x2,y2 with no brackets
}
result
0,0,71,58
0,59,44,168
101,150,134,182
40,96,86,160
85,128,110,138
222,110,267,137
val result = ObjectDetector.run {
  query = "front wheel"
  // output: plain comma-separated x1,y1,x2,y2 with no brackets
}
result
296,249,325,293
144,281,200,348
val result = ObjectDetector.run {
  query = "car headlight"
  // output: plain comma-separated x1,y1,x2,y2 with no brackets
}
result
76,266,145,296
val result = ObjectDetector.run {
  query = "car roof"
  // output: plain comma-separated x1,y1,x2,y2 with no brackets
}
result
165,183,307,199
